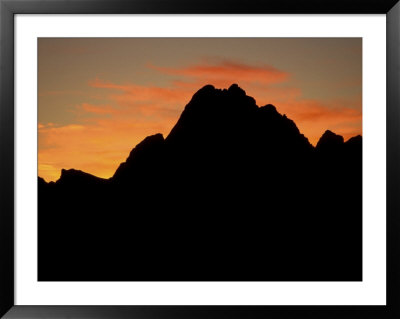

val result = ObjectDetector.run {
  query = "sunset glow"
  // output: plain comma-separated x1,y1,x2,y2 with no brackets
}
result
39,38,362,182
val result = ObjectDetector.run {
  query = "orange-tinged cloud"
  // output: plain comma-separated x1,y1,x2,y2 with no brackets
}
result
248,86,361,145
80,103,118,115
148,59,289,85
276,100,361,145
38,117,178,182
89,79,194,107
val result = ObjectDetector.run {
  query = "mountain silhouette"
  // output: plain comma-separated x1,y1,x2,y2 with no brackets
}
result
38,84,362,281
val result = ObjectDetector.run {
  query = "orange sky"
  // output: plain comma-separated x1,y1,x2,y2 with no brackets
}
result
38,38,362,182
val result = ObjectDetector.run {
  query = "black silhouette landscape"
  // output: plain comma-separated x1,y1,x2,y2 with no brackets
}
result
38,84,362,281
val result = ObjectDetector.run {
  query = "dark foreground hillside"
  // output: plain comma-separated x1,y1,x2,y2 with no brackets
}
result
38,84,362,281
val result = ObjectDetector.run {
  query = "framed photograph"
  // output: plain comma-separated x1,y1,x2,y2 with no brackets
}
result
1,0,399,318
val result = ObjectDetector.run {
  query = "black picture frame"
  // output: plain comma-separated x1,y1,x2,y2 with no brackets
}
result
1,0,399,318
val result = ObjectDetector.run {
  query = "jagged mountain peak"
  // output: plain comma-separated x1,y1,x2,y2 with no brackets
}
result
227,83,246,96
184,84,257,113
166,85,296,146
259,103,278,114
316,130,344,150
345,135,362,145
60,168,90,178
112,133,165,181
126,133,164,163
56,168,106,185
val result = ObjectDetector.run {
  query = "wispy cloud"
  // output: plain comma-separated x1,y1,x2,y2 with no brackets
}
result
148,59,289,85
